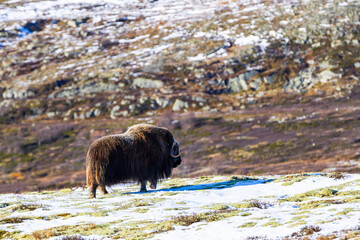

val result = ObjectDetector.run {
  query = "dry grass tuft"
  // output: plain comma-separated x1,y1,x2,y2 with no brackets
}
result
171,209,239,226
289,225,321,238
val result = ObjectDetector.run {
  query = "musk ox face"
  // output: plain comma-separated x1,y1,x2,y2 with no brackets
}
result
86,124,182,198
170,139,182,168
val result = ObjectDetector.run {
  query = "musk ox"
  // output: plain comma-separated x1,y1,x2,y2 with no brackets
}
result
86,124,182,198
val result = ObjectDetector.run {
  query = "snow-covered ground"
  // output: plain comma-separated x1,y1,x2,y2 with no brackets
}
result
0,173,360,239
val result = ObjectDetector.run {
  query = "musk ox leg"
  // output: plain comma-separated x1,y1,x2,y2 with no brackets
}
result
90,183,98,198
99,184,108,195
140,181,147,192
150,179,157,189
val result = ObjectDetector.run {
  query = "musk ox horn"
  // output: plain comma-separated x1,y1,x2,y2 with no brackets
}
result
170,151,182,158
86,124,182,198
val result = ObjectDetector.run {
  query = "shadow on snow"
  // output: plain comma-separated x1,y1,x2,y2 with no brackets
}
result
126,178,273,195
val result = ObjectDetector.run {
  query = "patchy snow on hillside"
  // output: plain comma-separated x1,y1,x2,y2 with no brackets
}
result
1,0,358,95
0,173,360,239
0,0,337,62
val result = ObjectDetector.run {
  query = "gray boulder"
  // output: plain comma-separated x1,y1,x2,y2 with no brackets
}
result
155,97,172,108
249,78,263,90
2,88,35,99
110,105,128,119
172,99,188,111
133,78,164,88
283,68,315,92
264,74,275,84
227,70,260,92
317,70,338,83
85,108,101,118
283,68,339,92
49,81,121,98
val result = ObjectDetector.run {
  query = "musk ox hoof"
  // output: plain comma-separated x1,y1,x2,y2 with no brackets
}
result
88,183,108,198
150,182,157,189
140,181,148,192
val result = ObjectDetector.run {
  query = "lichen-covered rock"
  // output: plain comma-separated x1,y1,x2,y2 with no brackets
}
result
317,70,339,84
74,112,85,120
264,74,275,84
227,70,260,93
85,108,101,118
2,88,35,99
110,106,120,119
249,78,263,91
284,68,339,92
287,68,316,92
46,112,57,118
49,81,121,98
110,105,128,119
192,96,206,102
172,99,188,111
155,97,171,108
228,77,243,93
132,78,164,88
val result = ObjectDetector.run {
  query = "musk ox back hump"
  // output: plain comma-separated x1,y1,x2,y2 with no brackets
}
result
86,124,182,198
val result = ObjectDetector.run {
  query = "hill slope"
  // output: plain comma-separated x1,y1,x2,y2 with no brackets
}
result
0,173,360,239
0,0,360,192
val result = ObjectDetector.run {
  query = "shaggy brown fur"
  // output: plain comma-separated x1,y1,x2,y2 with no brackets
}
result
86,124,182,198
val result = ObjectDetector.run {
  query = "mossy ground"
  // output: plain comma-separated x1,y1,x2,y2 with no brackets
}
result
0,174,359,239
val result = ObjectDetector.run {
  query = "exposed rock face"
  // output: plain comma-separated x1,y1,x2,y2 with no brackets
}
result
132,78,164,88
227,70,260,93
85,108,101,118
48,81,122,98
172,99,188,111
228,77,246,92
155,97,172,108
283,68,315,93
264,74,275,84
283,68,339,92
227,70,273,92
248,77,263,91
317,70,339,84
2,89,35,99
110,105,128,119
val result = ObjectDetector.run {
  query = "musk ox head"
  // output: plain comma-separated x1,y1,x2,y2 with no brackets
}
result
170,139,182,168
86,124,182,198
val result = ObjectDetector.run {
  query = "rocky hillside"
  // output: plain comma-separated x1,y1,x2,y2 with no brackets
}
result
0,0,360,193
